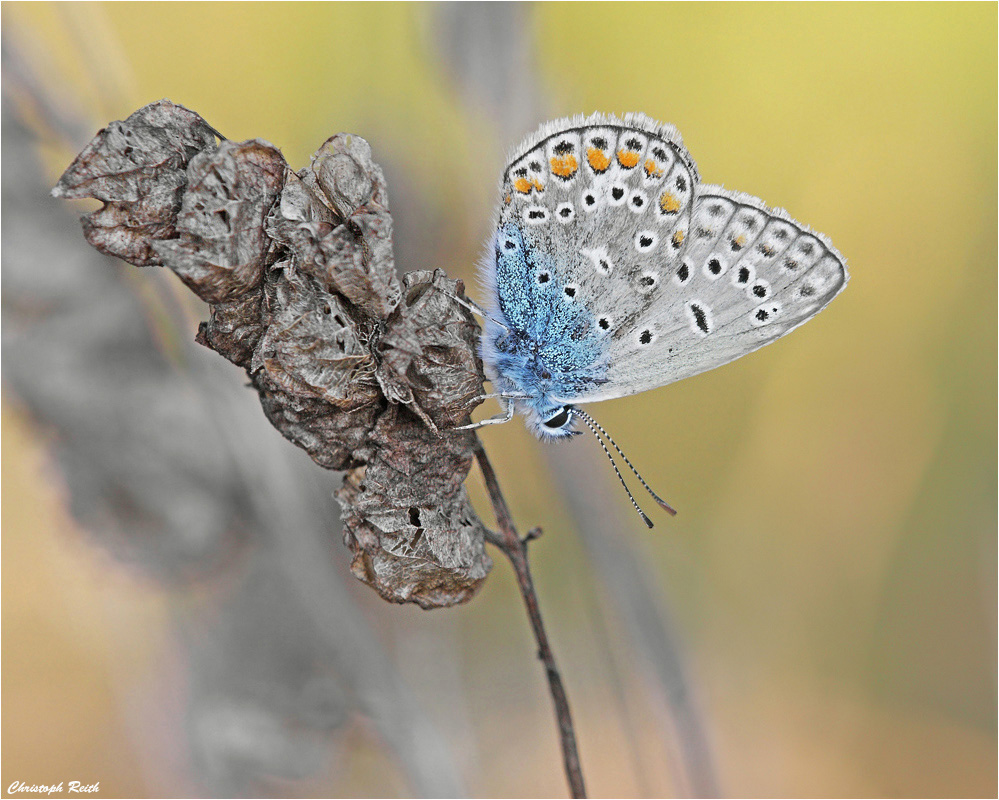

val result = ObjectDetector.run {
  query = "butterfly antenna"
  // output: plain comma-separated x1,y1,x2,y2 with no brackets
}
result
572,409,655,529
573,408,677,517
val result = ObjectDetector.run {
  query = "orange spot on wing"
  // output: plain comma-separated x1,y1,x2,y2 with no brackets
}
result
644,159,664,178
513,177,533,194
672,230,685,247
659,191,681,213
617,149,640,168
550,154,578,177
587,147,611,172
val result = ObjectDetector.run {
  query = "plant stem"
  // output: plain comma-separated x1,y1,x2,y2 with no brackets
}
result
474,441,586,799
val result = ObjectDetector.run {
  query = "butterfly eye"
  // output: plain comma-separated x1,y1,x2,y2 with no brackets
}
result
542,406,572,429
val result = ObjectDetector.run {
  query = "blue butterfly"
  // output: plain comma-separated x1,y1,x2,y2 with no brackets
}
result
460,113,848,524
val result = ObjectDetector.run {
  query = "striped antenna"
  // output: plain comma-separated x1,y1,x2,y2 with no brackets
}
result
573,407,677,522
571,409,654,528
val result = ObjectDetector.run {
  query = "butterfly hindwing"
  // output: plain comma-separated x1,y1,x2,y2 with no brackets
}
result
488,114,699,399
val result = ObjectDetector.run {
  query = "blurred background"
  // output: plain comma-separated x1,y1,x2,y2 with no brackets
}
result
2,3,995,797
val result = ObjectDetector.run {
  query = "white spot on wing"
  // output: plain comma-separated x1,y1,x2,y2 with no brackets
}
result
747,279,771,301
685,300,713,336
555,202,575,224
628,190,649,213
523,206,549,225
608,181,628,206
636,270,659,294
634,231,658,252
581,246,614,276
750,302,782,327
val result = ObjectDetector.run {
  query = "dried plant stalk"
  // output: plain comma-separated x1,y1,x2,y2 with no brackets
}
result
54,100,491,609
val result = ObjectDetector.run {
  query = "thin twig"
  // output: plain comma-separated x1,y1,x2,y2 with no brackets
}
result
474,440,587,799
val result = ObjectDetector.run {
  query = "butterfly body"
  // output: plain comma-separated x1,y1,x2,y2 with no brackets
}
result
477,113,848,440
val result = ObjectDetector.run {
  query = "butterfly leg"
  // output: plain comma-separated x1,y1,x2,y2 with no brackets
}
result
454,397,515,430
424,281,488,318
448,293,490,319
469,390,529,402
427,283,514,333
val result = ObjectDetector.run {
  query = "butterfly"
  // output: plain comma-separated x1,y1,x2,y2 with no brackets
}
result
459,113,848,524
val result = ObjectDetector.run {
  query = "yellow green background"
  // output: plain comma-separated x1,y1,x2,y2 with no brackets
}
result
3,2,996,797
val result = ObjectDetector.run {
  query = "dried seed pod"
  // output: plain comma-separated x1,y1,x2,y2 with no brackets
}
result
267,135,400,320
52,99,219,266
336,405,490,609
376,270,484,432
153,138,287,304
254,262,380,409
56,100,492,607
196,288,265,367
306,132,389,222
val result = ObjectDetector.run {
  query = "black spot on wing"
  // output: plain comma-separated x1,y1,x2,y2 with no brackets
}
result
690,303,710,334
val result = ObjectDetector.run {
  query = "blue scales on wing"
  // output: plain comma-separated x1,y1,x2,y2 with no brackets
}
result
484,223,609,413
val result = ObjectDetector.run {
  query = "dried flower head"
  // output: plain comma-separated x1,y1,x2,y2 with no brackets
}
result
54,100,491,607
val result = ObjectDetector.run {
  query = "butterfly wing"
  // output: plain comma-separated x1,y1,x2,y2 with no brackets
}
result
482,113,848,412
484,113,700,401
563,185,849,403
